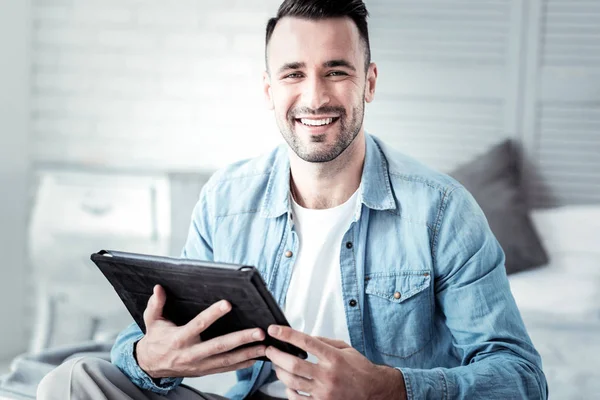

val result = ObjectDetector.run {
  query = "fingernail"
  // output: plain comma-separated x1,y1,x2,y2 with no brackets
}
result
256,347,266,356
220,301,230,311
252,330,263,340
268,325,280,336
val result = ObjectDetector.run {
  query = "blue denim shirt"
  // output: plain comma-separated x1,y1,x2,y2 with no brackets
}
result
112,133,548,399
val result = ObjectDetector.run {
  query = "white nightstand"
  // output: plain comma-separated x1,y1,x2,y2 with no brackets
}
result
28,169,171,352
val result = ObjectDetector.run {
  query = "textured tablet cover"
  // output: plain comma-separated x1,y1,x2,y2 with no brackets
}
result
90,250,307,360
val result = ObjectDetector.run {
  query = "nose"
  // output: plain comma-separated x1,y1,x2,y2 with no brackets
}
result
302,75,330,110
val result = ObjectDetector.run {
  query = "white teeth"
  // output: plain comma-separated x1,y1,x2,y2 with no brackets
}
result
300,118,334,126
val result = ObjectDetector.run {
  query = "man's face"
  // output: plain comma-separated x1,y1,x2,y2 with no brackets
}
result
264,17,376,163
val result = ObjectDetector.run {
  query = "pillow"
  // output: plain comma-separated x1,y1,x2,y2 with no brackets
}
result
450,140,548,274
531,205,600,256
508,253,600,319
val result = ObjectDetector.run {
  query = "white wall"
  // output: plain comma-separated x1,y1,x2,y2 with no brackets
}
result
0,0,31,359
30,0,513,173
31,0,284,171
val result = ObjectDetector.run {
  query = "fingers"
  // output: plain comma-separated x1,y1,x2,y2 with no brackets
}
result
180,300,232,338
197,344,267,372
273,365,314,394
268,325,334,361
143,285,166,328
285,388,307,399
314,336,351,349
265,346,315,380
202,358,257,376
192,327,265,358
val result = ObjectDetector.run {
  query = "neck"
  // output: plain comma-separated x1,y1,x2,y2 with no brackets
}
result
289,131,365,209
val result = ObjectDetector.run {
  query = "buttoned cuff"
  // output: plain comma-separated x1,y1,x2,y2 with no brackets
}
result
397,367,449,400
113,335,183,395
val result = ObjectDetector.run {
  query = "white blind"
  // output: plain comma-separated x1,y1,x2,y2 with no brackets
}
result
365,0,519,173
522,0,600,206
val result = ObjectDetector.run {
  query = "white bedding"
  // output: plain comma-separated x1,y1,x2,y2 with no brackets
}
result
508,255,600,398
507,205,600,399
508,253,600,320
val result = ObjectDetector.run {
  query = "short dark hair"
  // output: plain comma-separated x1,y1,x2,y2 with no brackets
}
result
265,0,371,73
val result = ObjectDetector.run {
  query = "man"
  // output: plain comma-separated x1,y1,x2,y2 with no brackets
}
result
38,0,548,399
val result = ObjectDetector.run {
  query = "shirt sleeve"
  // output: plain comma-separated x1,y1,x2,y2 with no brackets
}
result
110,323,183,395
180,184,215,261
399,186,548,400
110,185,215,395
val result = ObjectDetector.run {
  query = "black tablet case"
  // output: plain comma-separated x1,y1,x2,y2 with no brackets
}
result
91,250,307,361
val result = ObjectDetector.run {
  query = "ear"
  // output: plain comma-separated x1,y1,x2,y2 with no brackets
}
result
364,62,378,104
263,71,274,110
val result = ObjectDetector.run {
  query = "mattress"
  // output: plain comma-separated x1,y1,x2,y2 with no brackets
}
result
508,254,600,399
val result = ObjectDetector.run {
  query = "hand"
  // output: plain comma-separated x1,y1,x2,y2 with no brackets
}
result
135,285,267,379
265,325,407,400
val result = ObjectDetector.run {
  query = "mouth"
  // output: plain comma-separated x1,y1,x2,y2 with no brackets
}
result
294,116,340,129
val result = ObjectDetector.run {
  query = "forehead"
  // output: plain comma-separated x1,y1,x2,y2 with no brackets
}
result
267,17,362,69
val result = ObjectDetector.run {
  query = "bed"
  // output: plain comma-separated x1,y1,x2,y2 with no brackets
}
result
507,205,600,399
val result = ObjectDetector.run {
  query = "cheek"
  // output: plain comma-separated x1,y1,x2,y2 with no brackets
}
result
335,83,363,107
274,103,292,121
272,87,297,117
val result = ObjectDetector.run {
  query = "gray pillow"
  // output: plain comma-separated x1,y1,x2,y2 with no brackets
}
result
450,140,548,274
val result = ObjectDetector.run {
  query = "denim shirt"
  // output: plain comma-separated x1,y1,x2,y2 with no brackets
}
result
111,134,548,399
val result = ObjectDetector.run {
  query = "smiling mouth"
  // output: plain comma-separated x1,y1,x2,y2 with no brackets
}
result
295,117,340,127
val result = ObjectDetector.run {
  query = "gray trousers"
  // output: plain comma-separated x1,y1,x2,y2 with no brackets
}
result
36,356,234,400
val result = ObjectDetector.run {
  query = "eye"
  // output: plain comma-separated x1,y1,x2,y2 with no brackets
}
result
327,71,348,77
284,73,303,79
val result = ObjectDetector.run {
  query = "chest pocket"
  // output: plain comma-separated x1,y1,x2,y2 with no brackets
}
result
365,271,433,358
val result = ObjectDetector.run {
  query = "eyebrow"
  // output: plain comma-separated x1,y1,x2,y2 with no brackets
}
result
323,59,356,71
277,62,306,75
276,59,357,75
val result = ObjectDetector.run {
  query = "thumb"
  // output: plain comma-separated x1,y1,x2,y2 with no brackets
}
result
143,284,166,329
314,336,351,349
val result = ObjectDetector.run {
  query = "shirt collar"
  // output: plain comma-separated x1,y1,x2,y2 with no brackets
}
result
260,133,396,219
260,144,291,218
359,133,396,212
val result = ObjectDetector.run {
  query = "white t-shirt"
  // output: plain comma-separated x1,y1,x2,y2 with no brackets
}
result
258,190,358,398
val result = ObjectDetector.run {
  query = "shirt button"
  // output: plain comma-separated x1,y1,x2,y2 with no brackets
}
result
394,292,401,299
346,241,353,249
349,299,357,307
284,250,293,258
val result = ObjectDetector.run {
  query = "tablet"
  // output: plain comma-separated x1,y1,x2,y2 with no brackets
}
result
90,250,307,361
